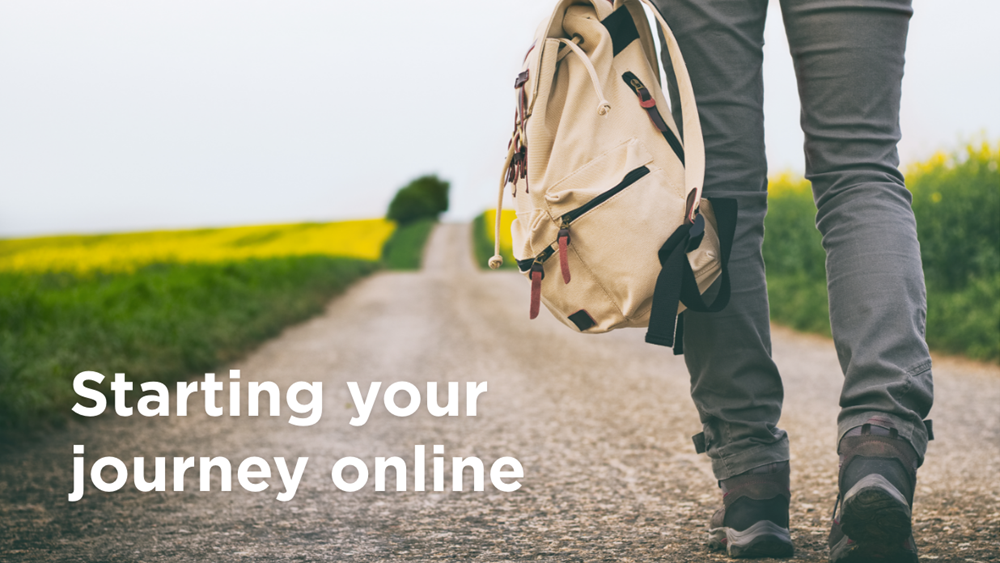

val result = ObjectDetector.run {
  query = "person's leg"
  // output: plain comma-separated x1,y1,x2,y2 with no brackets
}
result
779,0,932,461
652,0,788,482
651,0,793,557
779,0,932,559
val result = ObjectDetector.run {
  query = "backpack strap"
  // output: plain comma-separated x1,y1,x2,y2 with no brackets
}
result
645,197,737,351
678,198,737,314
633,0,705,223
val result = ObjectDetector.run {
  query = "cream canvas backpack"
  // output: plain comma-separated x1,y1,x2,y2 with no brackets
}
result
489,0,736,352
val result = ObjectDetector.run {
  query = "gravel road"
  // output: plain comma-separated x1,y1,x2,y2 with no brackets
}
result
2,223,998,562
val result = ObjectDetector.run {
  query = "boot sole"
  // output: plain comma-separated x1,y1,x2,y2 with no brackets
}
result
829,532,918,563
840,473,912,545
709,520,794,559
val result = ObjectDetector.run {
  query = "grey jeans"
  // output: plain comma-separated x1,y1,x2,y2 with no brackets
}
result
650,0,934,479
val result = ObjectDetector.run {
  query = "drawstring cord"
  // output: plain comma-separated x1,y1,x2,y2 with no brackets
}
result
490,140,518,269
556,38,611,116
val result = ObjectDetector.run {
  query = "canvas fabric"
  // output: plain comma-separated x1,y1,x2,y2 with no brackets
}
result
493,0,727,337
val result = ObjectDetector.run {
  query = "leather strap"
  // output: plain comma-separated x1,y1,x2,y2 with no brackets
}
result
634,0,705,222
529,263,544,319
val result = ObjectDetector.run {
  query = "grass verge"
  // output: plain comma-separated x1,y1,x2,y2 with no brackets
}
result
472,210,517,270
381,218,437,270
0,257,377,429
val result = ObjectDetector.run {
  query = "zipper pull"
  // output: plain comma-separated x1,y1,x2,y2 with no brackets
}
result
557,221,571,284
529,260,544,319
630,77,655,108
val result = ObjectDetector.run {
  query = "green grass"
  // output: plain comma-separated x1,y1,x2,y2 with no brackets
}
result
925,273,1000,360
471,211,517,270
381,218,437,270
765,274,831,336
0,214,441,430
763,142,1000,361
0,257,377,429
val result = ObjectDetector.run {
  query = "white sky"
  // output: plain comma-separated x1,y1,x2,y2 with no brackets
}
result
1,0,997,237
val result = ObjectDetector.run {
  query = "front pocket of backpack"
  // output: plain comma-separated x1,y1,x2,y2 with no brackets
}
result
543,138,654,216
559,165,688,321
556,165,651,225
510,209,548,262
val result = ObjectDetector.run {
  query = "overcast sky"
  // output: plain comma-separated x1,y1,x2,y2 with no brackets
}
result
1,0,997,237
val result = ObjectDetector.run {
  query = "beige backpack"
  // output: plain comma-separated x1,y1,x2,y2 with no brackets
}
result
489,0,736,352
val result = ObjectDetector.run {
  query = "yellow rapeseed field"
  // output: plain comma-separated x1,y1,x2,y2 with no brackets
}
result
483,209,516,254
0,219,395,274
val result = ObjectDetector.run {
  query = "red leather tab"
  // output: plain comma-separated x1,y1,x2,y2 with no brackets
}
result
644,107,669,133
558,230,571,284
530,269,542,319
639,97,656,109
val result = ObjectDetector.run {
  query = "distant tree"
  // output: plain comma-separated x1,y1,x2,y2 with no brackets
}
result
386,175,450,224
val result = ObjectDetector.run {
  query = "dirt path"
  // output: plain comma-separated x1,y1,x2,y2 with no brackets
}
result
2,223,997,562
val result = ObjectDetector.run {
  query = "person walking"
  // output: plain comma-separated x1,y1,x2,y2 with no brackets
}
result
648,0,933,560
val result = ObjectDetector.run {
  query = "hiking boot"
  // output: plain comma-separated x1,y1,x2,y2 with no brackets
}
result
828,423,920,563
708,461,794,558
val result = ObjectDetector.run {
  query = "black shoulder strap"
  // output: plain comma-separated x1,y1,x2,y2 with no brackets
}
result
645,197,737,352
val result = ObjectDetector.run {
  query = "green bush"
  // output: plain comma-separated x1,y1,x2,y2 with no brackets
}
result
381,218,437,270
765,273,831,336
386,175,450,225
0,257,377,429
762,175,827,283
908,143,999,291
763,142,1000,361
762,174,832,337
909,142,999,359
925,273,1000,360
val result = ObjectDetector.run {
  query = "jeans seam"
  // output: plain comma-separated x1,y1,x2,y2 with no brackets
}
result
903,359,932,377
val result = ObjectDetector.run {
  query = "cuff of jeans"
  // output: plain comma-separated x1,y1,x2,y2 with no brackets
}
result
837,410,929,464
710,433,790,480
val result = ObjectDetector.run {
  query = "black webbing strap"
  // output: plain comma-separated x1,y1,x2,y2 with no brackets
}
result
679,198,737,313
645,198,738,351
672,312,685,355
601,5,640,57
645,215,701,348
692,432,707,454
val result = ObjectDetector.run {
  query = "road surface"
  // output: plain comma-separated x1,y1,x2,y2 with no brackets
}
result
2,223,997,562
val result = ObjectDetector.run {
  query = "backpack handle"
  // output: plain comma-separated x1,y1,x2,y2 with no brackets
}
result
633,0,705,223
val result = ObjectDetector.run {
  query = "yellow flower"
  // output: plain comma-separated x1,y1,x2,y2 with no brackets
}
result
485,209,516,253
